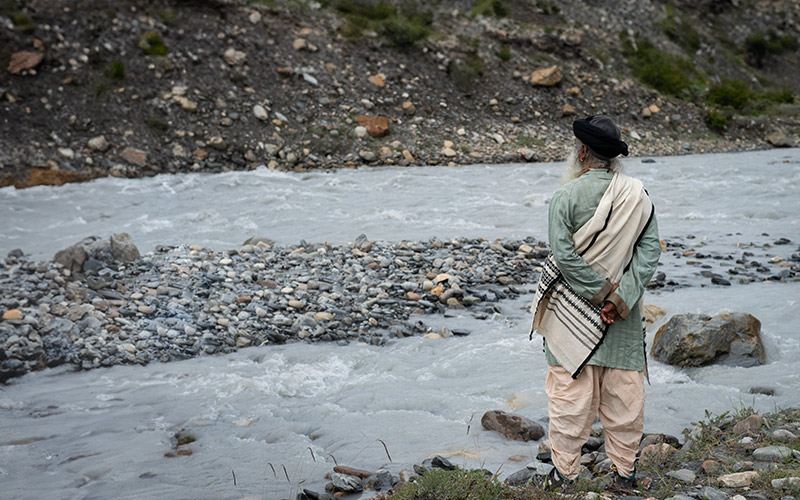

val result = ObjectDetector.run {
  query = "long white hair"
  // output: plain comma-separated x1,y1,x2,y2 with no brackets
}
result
561,139,623,184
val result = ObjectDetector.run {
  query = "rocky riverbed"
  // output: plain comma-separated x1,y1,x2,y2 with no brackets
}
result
1,231,798,383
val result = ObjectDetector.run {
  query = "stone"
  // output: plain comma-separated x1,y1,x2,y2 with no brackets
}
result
368,73,387,87
88,136,111,152
402,150,415,162
175,96,197,112
120,147,147,166
766,131,793,148
667,469,696,483
333,466,372,479
649,104,660,114
700,487,728,500
442,147,457,157
358,150,376,162
54,242,87,275
518,148,536,161
642,107,652,118
2,309,22,321
354,126,368,139
733,414,763,435
772,477,800,489
703,460,723,475
253,105,269,121
248,11,262,24
293,38,308,51
562,103,576,116
529,66,562,86
207,136,228,151
138,305,154,314
8,51,44,74
288,300,304,309
504,468,534,486
651,312,766,367
223,48,247,66
772,429,798,442
639,443,677,468
331,472,362,492
644,304,666,324
110,233,140,262
355,116,390,138
402,101,415,115
753,445,793,462
481,410,544,442
718,471,759,487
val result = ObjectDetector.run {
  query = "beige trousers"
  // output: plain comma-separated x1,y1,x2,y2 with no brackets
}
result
545,364,644,480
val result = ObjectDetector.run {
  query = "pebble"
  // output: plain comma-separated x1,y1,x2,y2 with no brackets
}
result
753,445,793,461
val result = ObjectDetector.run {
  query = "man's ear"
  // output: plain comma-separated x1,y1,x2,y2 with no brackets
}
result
579,144,588,162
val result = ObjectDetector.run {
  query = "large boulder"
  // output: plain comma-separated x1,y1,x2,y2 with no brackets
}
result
54,233,140,275
481,410,544,442
651,313,765,368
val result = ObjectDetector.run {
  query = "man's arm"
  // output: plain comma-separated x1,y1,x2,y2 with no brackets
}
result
548,190,616,305
604,214,661,320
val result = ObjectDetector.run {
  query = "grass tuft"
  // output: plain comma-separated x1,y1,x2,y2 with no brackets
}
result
139,30,168,56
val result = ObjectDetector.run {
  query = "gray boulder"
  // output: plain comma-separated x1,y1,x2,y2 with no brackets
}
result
54,233,140,275
481,410,545,442
650,313,765,367
110,233,140,261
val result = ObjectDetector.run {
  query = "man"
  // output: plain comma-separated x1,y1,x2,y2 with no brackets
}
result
530,116,661,489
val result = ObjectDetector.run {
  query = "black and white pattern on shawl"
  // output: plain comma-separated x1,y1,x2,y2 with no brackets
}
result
530,253,605,346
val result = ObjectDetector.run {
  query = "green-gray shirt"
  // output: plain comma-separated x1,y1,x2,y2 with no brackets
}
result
544,169,661,371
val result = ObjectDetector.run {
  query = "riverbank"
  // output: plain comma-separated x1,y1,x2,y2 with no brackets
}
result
3,0,800,188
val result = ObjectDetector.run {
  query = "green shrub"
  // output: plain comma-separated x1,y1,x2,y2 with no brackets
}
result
448,54,485,92
763,88,795,104
105,60,125,80
659,12,701,53
139,30,168,56
472,0,508,18
381,17,428,48
745,29,798,66
9,11,35,32
707,79,753,109
536,0,560,15
497,45,512,61
621,33,697,96
389,468,507,500
705,109,728,131
158,7,178,26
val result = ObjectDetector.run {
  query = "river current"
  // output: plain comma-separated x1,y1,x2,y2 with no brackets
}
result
1,149,800,499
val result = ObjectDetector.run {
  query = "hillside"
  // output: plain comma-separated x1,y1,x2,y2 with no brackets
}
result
1,0,799,187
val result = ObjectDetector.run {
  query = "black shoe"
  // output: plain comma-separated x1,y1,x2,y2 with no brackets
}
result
542,467,573,492
611,464,637,490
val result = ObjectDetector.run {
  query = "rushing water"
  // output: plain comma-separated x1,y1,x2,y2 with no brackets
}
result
1,149,800,500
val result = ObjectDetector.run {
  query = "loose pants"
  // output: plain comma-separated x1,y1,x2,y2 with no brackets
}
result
545,364,644,480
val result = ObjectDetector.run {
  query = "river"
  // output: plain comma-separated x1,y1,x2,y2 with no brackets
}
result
1,149,799,499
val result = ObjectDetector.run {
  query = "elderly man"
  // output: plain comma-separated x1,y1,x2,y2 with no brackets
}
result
530,116,661,489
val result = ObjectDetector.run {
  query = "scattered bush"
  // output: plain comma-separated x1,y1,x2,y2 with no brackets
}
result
471,0,509,18
705,109,728,131
139,30,168,56
381,17,428,48
389,468,508,500
448,54,484,93
744,29,799,67
334,0,431,48
105,60,125,80
658,7,701,53
621,33,697,96
9,11,35,32
536,0,560,16
707,78,753,110
763,88,795,104
497,45,512,61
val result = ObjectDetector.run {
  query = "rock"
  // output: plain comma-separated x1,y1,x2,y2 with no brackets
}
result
207,136,228,151
355,116,390,138
88,136,111,152
650,312,766,367
58,147,75,159
518,148,536,161
667,469,696,483
402,101,415,115
529,66,562,86
703,460,723,475
772,477,800,489
504,468,534,486
243,236,275,247
643,304,666,324
330,472,362,492
649,104,660,114
8,51,44,74
733,414,762,435
442,147,457,157
175,96,197,112
120,147,148,167
772,429,798,442
54,242,88,275
642,107,652,118
354,126,368,139
2,309,22,321
253,105,269,121
333,466,372,479
718,471,759,487
248,11,262,24
293,38,308,51
766,131,793,148
402,149,415,163
700,486,728,500
223,48,246,66
639,443,677,467
481,410,544,442
368,73,387,87
430,455,455,470
138,305,154,314
562,103,576,116
110,233,140,262
358,150,376,162
753,445,793,462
